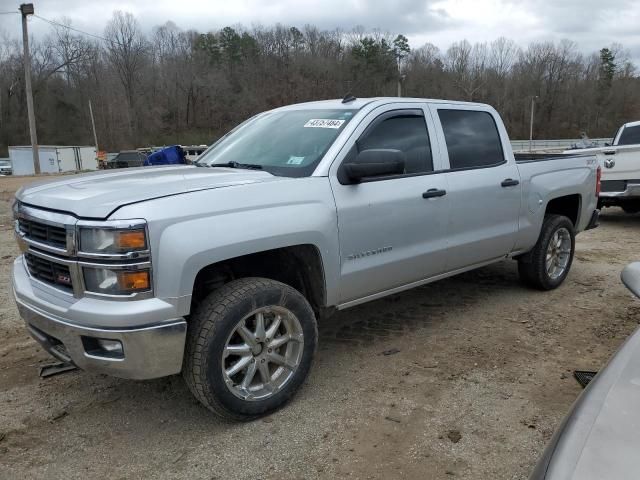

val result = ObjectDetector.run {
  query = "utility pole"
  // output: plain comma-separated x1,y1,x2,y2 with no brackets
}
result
88,99,99,152
397,75,406,97
396,65,404,97
20,3,40,174
529,95,538,153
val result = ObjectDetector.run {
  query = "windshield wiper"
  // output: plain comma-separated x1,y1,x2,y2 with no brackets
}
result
208,161,263,170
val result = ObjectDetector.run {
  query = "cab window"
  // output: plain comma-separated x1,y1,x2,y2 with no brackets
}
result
438,110,505,169
356,112,433,174
618,125,640,145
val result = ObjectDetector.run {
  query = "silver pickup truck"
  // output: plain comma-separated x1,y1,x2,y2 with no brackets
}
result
12,97,600,420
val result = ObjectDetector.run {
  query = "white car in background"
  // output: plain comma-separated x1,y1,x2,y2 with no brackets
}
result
566,121,640,213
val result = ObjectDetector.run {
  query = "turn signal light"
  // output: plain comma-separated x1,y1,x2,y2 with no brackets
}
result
116,230,147,250
117,271,150,291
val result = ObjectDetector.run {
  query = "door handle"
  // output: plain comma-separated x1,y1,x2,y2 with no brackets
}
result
501,178,519,187
422,188,447,199
603,150,616,156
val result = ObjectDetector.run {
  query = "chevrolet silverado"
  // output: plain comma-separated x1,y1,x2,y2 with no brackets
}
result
12,97,600,419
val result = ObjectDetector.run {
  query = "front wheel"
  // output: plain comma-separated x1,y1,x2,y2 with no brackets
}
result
518,215,575,290
183,277,318,421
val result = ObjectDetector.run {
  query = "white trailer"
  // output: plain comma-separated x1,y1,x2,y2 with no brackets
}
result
9,146,98,176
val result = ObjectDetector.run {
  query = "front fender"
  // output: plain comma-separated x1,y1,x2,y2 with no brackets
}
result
112,177,340,315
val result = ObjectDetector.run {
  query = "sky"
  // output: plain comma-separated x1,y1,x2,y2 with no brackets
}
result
1,0,640,62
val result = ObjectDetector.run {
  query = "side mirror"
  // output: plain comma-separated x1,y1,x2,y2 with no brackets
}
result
604,142,611,147
342,149,405,184
622,262,640,299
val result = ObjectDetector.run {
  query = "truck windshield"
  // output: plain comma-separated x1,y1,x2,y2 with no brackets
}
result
197,109,357,177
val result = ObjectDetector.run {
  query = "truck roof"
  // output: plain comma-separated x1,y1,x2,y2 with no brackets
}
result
273,97,492,111
621,120,640,128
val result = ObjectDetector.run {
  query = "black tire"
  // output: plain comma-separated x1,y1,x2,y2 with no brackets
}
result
518,214,575,290
183,277,318,421
621,202,640,214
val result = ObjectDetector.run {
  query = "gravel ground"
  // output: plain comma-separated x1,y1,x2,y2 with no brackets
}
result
1,175,639,479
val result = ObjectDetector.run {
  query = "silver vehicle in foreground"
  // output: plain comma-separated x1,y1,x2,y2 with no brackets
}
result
12,97,600,419
530,262,640,480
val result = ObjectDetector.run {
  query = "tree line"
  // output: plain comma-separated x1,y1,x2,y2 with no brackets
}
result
1,12,639,156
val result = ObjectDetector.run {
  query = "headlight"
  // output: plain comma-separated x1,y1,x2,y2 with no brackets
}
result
79,227,147,254
78,220,151,297
83,267,151,295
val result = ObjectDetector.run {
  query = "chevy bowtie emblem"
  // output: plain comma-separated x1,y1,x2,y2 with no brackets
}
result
605,158,615,169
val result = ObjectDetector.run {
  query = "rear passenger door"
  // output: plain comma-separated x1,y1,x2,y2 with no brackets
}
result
429,105,521,271
330,105,450,305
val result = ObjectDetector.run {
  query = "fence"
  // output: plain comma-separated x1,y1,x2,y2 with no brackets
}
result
510,138,613,152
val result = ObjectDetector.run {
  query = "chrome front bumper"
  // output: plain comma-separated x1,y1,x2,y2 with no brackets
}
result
12,257,187,380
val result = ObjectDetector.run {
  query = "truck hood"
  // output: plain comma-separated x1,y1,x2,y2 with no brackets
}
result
16,165,282,219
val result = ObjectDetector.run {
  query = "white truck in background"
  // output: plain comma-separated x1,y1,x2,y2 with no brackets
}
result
566,121,640,213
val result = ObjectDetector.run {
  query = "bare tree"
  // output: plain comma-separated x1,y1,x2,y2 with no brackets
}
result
104,11,148,139
490,37,519,77
1,16,640,157
446,40,489,100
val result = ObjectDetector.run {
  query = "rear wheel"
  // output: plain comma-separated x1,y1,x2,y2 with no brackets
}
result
518,215,575,290
183,277,318,421
621,201,640,214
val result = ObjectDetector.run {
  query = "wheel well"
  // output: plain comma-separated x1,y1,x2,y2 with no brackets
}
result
545,194,581,226
191,245,326,316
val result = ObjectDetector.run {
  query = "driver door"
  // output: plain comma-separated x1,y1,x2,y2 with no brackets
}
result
329,105,451,305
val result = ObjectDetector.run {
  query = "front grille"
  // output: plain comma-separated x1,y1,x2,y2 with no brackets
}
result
18,217,67,249
25,253,73,291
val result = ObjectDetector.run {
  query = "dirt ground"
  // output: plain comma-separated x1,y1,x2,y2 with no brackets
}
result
1,175,639,480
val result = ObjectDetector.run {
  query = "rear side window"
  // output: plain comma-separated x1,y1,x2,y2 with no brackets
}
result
357,114,433,174
618,125,640,145
438,110,504,169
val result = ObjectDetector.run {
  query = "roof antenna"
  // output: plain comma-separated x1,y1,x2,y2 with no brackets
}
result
342,93,357,104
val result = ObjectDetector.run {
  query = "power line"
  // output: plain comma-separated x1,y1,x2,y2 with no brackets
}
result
0,11,19,15
32,14,111,44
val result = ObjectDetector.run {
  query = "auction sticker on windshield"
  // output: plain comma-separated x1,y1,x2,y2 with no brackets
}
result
304,119,345,129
